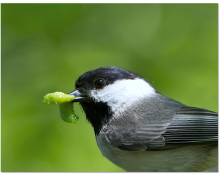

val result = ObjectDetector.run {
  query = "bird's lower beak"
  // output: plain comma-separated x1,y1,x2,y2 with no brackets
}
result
69,90,88,102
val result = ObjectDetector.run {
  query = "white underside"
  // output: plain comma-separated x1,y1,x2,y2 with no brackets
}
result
96,132,218,172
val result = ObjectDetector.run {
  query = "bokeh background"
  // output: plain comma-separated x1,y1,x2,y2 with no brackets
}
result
1,3,218,172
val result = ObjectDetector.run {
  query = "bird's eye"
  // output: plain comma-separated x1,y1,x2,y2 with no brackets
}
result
95,79,106,88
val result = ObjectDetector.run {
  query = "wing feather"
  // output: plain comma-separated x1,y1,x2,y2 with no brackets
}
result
163,107,218,144
106,95,218,151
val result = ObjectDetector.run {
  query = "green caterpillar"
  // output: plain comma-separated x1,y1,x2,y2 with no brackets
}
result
43,92,79,123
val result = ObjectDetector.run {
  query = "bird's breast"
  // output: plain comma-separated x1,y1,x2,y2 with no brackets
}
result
96,131,217,172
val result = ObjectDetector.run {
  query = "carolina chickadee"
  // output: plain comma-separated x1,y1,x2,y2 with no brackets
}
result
70,66,218,172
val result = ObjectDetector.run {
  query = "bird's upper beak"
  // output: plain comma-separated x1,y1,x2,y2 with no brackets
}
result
69,90,88,102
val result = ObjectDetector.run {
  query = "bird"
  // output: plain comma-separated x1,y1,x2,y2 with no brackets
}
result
69,66,218,172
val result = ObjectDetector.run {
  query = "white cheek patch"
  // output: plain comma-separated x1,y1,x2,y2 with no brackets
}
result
88,78,156,112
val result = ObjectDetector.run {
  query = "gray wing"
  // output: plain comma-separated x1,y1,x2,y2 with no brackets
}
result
106,96,218,151
162,107,218,147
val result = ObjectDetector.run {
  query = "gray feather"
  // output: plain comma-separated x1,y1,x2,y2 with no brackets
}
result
105,94,218,151
163,107,218,144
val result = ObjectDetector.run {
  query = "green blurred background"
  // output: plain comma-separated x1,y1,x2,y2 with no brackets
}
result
1,3,218,172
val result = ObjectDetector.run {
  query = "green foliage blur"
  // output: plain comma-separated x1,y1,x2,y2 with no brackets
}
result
1,3,218,172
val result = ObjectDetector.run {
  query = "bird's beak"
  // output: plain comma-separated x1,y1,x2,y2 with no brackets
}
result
69,90,88,102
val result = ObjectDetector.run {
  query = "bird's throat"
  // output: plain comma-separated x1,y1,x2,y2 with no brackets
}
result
80,101,113,135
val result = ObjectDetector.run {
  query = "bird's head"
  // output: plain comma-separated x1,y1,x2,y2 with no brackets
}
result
70,66,156,134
